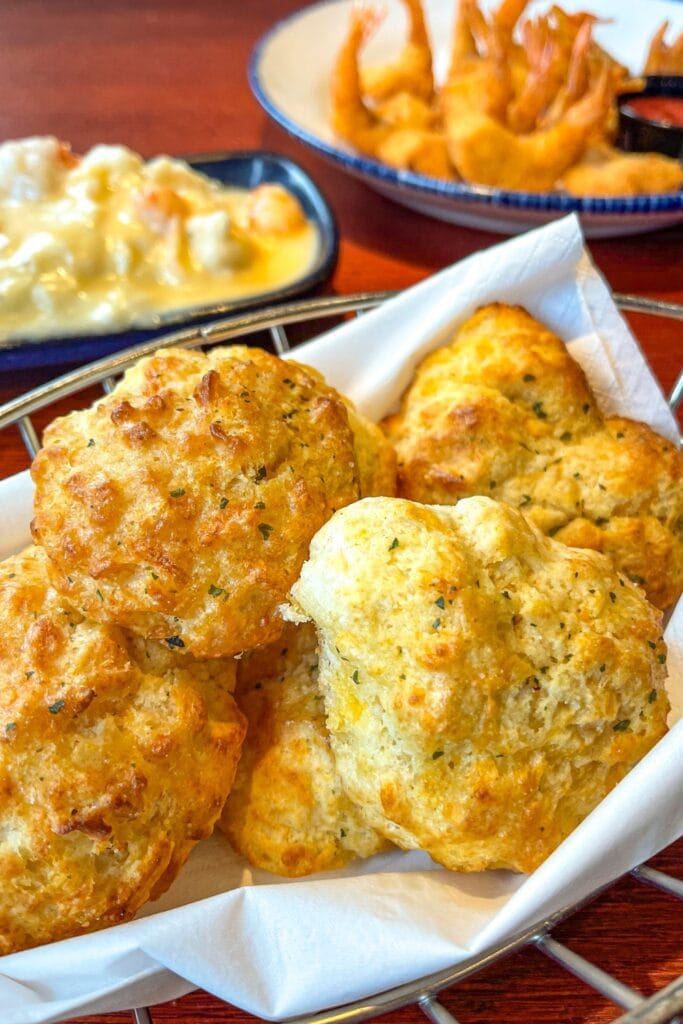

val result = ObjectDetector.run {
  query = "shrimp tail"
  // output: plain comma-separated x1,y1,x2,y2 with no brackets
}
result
360,0,434,102
330,4,387,154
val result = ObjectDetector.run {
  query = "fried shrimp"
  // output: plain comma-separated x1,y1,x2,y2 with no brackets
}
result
377,128,455,178
443,62,610,191
538,17,593,129
445,0,514,122
373,91,438,131
563,144,683,197
330,4,455,178
506,17,561,134
440,0,613,190
491,0,529,43
645,21,683,75
360,0,435,103
330,3,449,175
329,0,672,195
331,6,389,156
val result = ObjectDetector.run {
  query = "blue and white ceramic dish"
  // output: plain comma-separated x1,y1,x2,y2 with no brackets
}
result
0,151,338,371
250,0,683,239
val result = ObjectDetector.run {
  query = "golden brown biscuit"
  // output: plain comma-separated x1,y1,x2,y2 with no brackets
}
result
382,304,683,609
295,362,396,498
31,345,361,658
0,545,245,954
345,403,397,497
289,496,669,874
220,622,387,876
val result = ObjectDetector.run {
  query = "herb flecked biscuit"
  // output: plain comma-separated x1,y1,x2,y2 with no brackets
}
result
345,402,397,499
382,304,683,609
0,546,245,954
288,496,669,874
31,345,367,658
220,622,387,876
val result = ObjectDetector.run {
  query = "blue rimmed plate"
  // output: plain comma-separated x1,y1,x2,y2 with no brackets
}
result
0,151,338,371
250,0,683,239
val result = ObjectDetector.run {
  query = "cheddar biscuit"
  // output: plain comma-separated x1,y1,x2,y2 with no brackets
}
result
289,496,669,874
382,304,683,609
31,345,363,657
221,622,387,876
0,546,245,953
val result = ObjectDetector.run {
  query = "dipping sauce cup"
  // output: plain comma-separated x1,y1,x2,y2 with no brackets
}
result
619,76,683,161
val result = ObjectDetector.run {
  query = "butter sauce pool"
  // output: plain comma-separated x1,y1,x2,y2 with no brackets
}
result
0,138,319,341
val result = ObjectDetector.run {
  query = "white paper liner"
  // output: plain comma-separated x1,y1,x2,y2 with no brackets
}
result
0,215,680,1024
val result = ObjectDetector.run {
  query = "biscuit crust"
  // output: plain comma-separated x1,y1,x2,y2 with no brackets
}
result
0,546,245,954
31,345,361,657
289,496,669,874
220,622,386,876
382,304,683,609
345,404,397,498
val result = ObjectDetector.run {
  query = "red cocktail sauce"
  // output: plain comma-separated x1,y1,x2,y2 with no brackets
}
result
625,96,683,127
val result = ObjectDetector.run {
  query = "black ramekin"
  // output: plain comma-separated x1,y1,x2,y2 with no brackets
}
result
618,76,683,161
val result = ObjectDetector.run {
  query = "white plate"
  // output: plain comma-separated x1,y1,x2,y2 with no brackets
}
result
250,0,683,238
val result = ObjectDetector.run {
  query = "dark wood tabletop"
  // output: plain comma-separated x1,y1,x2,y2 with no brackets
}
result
0,3,681,1023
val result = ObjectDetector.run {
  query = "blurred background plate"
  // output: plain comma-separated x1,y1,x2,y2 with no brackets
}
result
250,0,683,240
0,150,338,371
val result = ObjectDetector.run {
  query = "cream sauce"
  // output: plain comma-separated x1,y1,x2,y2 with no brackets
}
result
0,138,319,340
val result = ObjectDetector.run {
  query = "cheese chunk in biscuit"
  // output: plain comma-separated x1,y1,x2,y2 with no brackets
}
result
289,496,669,874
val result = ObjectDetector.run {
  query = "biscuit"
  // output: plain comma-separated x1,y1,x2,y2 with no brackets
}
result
0,546,245,953
31,345,362,657
345,403,397,498
220,622,387,876
382,304,683,609
289,496,669,874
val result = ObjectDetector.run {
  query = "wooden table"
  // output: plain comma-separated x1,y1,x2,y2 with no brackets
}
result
0,3,681,1023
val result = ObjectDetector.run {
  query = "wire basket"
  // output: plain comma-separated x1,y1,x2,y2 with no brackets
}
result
0,291,681,1024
